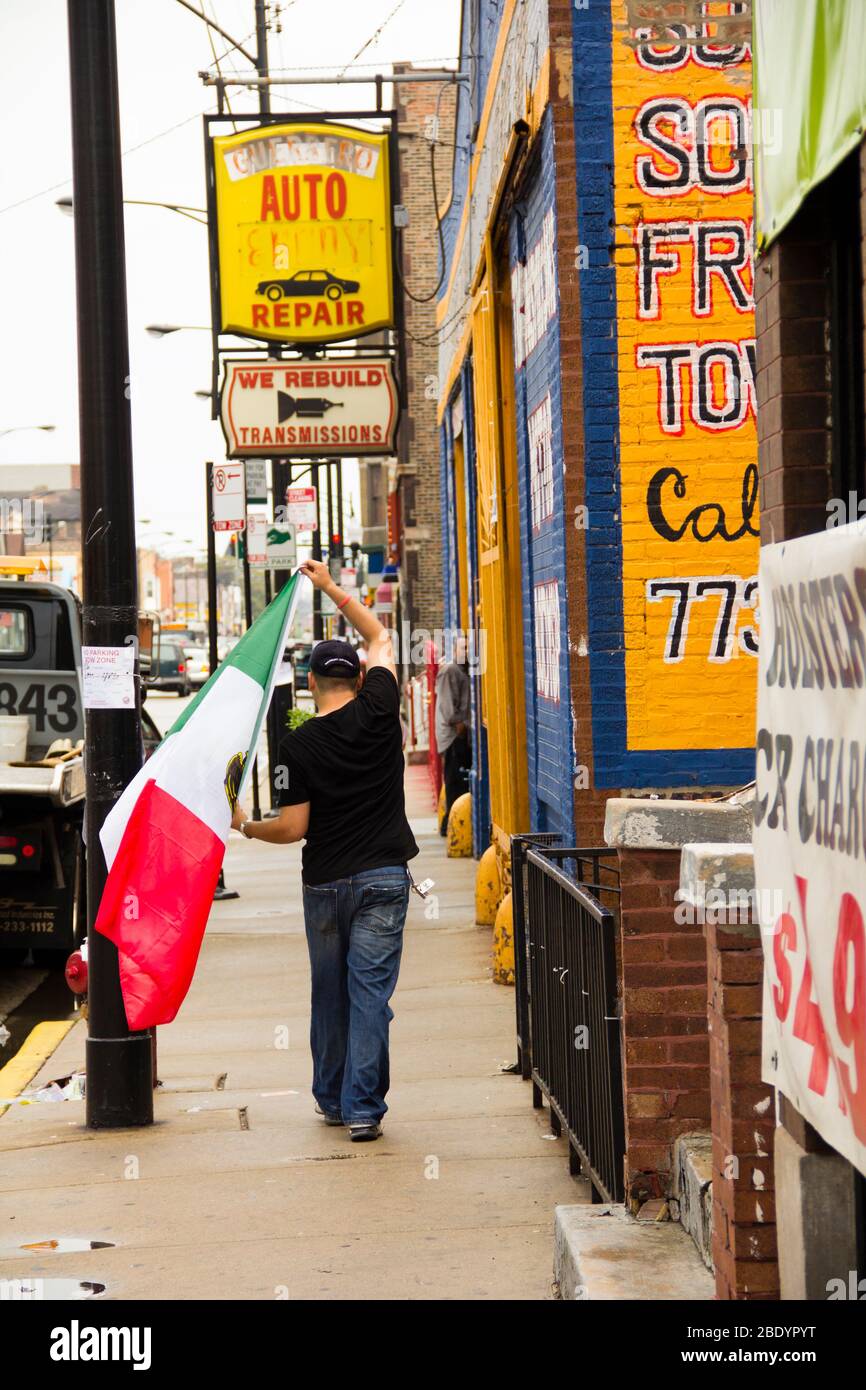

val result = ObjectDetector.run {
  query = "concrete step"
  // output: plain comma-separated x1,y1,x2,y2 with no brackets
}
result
671,1132,713,1271
555,1203,715,1300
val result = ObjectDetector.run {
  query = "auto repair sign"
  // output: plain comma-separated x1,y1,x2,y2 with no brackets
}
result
220,358,398,457
754,520,866,1177
212,122,393,344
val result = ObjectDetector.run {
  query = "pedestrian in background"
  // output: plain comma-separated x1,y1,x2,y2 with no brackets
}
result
231,559,419,1142
435,634,471,833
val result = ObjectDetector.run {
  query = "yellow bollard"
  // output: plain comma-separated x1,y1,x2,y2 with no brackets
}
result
446,791,472,857
437,782,447,835
475,844,502,925
493,891,514,985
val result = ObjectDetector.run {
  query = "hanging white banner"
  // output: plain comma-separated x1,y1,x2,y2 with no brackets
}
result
754,519,866,1177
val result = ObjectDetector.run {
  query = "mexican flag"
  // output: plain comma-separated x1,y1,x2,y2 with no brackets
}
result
94,572,302,1031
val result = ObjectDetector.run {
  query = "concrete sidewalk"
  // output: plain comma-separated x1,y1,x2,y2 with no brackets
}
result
0,766,585,1300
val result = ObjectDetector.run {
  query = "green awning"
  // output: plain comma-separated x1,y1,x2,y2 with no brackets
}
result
754,0,866,250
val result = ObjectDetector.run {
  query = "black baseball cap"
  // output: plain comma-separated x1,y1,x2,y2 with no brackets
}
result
310,639,361,678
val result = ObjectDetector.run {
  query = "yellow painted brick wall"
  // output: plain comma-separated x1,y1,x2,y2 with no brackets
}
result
612,5,759,753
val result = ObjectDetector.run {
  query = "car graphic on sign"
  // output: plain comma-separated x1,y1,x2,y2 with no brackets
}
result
255,270,361,303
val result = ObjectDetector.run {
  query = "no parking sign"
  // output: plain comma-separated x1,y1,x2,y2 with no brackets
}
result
211,463,246,532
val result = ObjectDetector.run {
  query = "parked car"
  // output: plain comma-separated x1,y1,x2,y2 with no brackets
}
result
0,577,161,968
183,645,210,688
141,706,162,760
150,639,191,696
255,270,360,302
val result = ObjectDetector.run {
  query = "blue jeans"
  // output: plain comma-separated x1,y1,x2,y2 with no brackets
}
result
302,865,410,1125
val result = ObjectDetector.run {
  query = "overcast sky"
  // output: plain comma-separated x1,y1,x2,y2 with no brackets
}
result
0,0,459,553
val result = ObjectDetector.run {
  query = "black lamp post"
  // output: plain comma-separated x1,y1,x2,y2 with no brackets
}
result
67,0,153,1127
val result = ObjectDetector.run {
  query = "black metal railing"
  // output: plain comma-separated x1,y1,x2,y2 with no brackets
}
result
511,836,625,1204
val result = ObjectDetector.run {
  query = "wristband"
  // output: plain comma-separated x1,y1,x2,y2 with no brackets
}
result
337,593,352,610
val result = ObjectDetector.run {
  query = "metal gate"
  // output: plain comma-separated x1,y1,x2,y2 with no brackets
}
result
512,836,625,1204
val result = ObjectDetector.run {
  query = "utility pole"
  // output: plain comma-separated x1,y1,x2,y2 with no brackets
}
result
251,0,268,816
256,7,294,606
205,462,218,676
335,463,345,635
67,0,152,1127
310,461,324,641
255,0,270,115
241,542,262,820
326,461,335,577
206,462,239,900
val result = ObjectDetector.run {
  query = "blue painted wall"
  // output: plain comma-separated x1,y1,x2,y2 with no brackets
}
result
509,107,576,841
439,0,504,297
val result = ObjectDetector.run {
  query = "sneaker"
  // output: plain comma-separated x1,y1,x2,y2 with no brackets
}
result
315,1104,344,1127
348,1122,382,1142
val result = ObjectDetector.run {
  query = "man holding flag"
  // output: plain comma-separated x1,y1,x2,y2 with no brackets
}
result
231,559,418,1142
95,560,417,1142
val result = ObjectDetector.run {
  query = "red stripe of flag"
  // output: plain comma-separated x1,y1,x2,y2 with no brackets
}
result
94,780,224,1030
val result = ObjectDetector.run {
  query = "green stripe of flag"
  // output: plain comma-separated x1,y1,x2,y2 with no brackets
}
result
163,571,302,742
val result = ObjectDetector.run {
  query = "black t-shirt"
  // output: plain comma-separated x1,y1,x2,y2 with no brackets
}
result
276,666,419,886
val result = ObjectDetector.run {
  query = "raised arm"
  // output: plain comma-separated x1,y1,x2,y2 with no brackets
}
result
299,559,396,677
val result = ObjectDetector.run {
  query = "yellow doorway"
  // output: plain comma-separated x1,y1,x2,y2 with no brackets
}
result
471,236,529,864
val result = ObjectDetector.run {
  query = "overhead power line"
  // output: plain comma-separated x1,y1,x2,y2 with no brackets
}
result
174,0,258,64
255,55,460,72
211,27,258,66
0,111,204,217
203,0,236,123
339,0,408,76
396,80,452,305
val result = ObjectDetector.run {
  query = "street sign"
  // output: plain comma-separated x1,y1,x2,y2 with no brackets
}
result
211,462,246,531
247,515,297,570
246,512,267,565
212,122,394,345
219,357,399,457
245,458,268,503
285,486,318,529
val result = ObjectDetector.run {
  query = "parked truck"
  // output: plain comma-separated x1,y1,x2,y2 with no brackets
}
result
0,569,159,966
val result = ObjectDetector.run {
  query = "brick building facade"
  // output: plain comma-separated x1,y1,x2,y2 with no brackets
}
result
436,0,758,864
418,0,866,1306
394,67,456,664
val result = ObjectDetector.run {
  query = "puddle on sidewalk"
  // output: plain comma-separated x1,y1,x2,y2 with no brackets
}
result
279,1152,357,1164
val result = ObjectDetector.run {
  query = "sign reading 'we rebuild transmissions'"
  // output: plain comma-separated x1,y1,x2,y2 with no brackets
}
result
213,122,394,344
